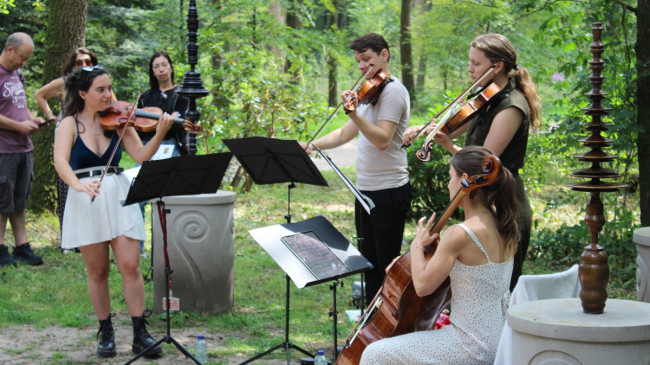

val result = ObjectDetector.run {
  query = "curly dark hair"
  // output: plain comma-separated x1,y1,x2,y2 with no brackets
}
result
64,65,108,117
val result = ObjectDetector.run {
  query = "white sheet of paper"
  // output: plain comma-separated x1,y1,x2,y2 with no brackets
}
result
150,143,175,161
123,166,141,183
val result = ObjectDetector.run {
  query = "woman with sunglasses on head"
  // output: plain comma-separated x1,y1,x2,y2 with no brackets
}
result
34,47,116,252
35,47,100,123
53,65,173,359
402,33,541,291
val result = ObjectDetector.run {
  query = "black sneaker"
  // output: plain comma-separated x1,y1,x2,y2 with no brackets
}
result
0,244,17,268
12,242,44,266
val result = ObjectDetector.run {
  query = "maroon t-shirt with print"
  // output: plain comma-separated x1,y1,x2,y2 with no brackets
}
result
0,65,33,153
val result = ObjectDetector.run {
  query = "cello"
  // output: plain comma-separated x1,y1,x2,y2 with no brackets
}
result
336,155,502,365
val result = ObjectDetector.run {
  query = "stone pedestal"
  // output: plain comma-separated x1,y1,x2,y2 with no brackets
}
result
152,191,236,315
635,227,650,303
508,298,650,365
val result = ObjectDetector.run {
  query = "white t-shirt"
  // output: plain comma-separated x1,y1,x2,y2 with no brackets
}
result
355,77,410,191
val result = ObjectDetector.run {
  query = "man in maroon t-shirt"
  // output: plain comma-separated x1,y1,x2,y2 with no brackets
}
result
0,32,45,267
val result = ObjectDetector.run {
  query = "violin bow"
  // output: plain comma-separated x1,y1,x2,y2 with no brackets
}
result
91,91,142,203
402,65,497,148
306,65,375,147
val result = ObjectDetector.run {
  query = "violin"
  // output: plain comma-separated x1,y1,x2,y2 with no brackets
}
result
306,66,390,146
335,155,502,365
415,82,501,162
98,101,201,133
401,65,498,150
90,95,199,203
348,70,391,107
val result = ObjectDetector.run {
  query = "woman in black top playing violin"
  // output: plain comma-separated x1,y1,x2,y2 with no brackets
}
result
137,50,189,156
403,33,541,291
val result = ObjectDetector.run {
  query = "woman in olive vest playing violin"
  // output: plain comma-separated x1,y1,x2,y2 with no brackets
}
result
403,33,542,291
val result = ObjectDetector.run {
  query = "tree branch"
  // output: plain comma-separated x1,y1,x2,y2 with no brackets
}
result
610,0,636,14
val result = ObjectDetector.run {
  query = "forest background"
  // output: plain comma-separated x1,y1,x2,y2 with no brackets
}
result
0,0,647,343
0,0,648,362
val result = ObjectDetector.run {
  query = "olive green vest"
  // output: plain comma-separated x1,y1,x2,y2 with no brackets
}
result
465,78,530,173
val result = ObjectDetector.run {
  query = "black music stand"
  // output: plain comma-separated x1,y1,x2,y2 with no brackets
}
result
122,152,233,365
223,137,330,364
249,215,373,361
224,136,328,223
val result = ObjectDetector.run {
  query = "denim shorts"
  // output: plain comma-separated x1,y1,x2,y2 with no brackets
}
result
0,151,34,213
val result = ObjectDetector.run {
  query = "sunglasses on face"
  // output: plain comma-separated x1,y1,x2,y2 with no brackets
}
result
81,65,104,72
75,59,93,67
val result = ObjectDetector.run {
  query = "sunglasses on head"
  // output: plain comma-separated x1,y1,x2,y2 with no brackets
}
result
75,59,93,67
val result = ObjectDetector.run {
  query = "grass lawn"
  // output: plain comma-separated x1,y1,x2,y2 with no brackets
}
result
0,163,639,363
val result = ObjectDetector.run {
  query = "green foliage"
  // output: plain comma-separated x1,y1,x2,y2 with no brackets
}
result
0,0,642,301
199,43,327,145
85,0,183,100
528,191,639,297
0,0,14,15
406,142,459,221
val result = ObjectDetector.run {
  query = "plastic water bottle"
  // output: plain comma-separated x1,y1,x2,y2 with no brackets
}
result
314,349,328,365
194,334,207,364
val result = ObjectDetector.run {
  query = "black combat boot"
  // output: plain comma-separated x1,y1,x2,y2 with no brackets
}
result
131,314,163,358
96,314,116,358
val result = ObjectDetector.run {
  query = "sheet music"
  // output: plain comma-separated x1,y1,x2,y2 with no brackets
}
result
151,143,175,161
312,145,375,214
281,231,349,280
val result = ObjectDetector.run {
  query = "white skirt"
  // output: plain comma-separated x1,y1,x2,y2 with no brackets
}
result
61,167,146,249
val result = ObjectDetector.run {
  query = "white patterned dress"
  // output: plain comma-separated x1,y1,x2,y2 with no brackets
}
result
360,223,513,365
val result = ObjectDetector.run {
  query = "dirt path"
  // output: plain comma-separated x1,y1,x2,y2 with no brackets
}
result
309,138,357,171
0,316,294,364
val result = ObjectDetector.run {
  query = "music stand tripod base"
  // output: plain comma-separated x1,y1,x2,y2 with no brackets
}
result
122,153,233,364
245,216,372,364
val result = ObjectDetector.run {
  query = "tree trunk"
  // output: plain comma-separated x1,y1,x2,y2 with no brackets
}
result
414,0,429,92
211,0,223,70
400,0,415,106
29,0,88,213
327,0,339,107
637,0,650,226
284,0,303,83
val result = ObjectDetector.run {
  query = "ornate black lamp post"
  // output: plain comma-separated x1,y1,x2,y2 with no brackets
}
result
177,0,209,155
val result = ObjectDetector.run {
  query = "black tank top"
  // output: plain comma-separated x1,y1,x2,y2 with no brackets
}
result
69,116,121,170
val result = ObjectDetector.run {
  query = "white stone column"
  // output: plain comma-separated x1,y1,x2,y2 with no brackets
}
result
508,298,650,365
635,227,650,303
152,191,236,315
